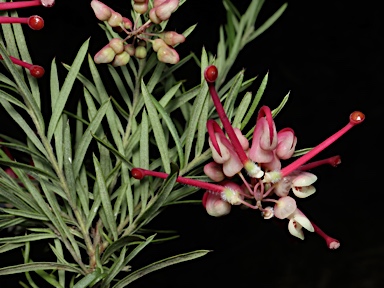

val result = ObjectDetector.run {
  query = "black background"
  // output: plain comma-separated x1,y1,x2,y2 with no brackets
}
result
1,0,382,287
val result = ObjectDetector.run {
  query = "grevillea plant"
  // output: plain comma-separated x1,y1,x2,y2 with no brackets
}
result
0,0,363,287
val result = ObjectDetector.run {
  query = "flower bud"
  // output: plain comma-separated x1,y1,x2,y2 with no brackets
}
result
112,51,130,67
94,45,115,64
108,11,123,27
276,128,297,159
157,45,179,64
133,0,149,14
159,31,185,46
152,38,167,52
109,38,124,54
124,44,136,56
135,46,147,59
90,0,112,21
204,162,225,182
202,192,231,217
154,0,179,21
149,8,162,24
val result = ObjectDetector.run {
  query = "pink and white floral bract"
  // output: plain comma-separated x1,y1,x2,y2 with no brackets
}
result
132,65,365,249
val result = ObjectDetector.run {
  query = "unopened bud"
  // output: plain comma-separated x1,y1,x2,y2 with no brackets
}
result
152,38,167,52
108,11,123,27
94,45,115,64
133,0,149,14
109,38,124,54
135,46,147,59
91,0,112,21
157,45,179,64
112,52,130,67
159,31,185,46
202,192,231,217
124,44,136,56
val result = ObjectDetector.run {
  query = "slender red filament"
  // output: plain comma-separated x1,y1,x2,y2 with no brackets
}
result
281,112,364,177
131,168,224,193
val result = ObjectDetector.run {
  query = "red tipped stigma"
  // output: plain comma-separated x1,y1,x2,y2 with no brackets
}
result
28,15,44,30
131,168,225,193
131,168,145,180
204,65,218,83
350,111,365,124
29,65,45,78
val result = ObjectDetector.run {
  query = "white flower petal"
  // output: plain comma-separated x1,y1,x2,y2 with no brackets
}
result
292,209,314,232
288,219,304,240
292,172,317,186
292,185,316,198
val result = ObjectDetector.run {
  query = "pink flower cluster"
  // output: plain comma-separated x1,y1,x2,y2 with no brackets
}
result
132,65,364,249
0,0,54,77
91,0,184,66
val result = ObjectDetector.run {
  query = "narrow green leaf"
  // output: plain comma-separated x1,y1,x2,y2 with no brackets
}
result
73,99,110,176
247,3,288,43
139,109,149,210
271,92,290,118
48,39,90,141
88,54,124,152
93,154,118,240
0,159,57,180
0,233,56,244
107,65,132,112
195,96,208,157
0,243,24,254
0,90,27,109
0,99,47,157
63,122,77,203
141,79,170,173
101,235,143,264
121,234,156,267
232,91,252,129
182,23,197,39
151,96,185,168
113,250,211,288
0,208,49,221
158,82,181,107
241,72,268,130
0,262,84,276
101,246,127,287
72,269,104,288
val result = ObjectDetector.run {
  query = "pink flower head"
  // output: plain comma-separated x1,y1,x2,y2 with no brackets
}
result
131,65,365,249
